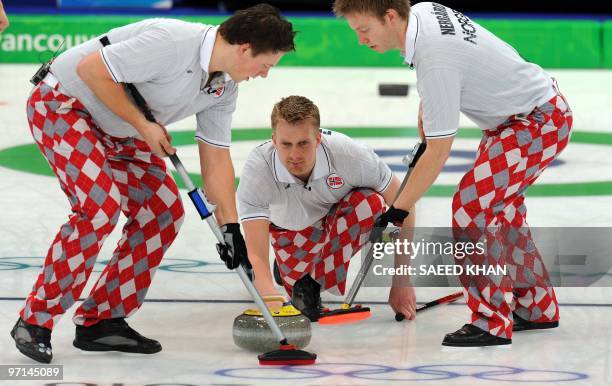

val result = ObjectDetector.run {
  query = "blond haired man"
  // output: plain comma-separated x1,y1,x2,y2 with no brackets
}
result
237,96,417,321
334,0,572,347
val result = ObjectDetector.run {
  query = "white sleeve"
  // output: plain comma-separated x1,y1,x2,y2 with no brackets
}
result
237,151,272,222
358,143,393,193
417,67,461,138
337,137,393,193
195,83,238,148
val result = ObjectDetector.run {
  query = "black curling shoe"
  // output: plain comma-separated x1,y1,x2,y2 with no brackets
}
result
513,312,559,332
442,324,512,347
11,318,53,363
73,318,161,354
291,274,324,322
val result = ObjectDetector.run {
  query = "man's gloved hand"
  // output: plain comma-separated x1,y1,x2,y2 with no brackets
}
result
369,205,410,243
217,223,252,275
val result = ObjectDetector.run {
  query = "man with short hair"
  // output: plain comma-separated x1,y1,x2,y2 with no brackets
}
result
334,0,572,347
12,4,295,363
238,95,417,322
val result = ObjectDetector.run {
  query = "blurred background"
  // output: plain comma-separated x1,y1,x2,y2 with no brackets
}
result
0,0,610,69
3,0,612,14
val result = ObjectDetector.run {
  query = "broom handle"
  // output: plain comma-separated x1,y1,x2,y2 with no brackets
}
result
168,154,289,344
416,291,463,312
344,141,426,306
395,291,463,321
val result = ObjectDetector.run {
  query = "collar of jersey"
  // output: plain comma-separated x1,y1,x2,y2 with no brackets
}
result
403,11,419,67
200,25,233,83
272,143,331,185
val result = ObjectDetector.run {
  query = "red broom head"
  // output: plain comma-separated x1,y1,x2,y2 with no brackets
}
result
258,345,317,366
318,306,371,325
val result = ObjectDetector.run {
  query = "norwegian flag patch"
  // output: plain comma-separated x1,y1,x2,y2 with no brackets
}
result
203,79,225,98
213,85,225,97
326,173,345,189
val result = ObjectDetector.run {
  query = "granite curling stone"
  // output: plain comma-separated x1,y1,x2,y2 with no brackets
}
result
232,296,311,352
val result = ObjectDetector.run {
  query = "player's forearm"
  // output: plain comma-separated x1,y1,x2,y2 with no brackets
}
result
248,241,273,289
243,220,278,296
381,176,401,206
77,52,149,134
392,209,415,287
383,177,418,285
394,137,453,213
418,101,425,140
199,148,238,225
252,261,277,295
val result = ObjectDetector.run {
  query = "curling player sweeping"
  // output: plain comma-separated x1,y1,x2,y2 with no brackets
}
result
11,4,297,364
237,95,417,323
334,0,571,346
67,34,317,365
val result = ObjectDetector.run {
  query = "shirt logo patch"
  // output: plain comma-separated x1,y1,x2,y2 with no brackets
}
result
326,173,345,189
202,76,226,98
203,84,225,98
213,85,225,97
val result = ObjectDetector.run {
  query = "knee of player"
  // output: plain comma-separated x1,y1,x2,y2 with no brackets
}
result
109,205,121,226
346,188,377,204
82,195,122,232
451,190,467,213
371,192,386,213
157,196,186,233
352,188,385,213
171,201,186,230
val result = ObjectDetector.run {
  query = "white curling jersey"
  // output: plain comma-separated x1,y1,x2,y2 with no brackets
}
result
405,2,556,138
237,130,393,231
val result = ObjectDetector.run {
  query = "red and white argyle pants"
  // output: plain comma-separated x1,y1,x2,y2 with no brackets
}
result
270,189,385,296
452,85,572,339
20,78,185,329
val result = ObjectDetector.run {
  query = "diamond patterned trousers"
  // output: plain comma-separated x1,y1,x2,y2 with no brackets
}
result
452,86,572,339
270,189,385,296
20,79,185,329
